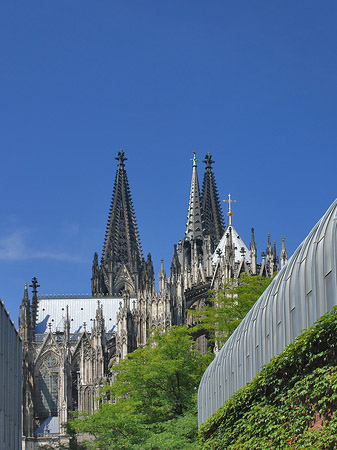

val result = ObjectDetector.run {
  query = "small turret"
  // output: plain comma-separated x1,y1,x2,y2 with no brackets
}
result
259,252,268,277
250,228,257,275
159,258,167,293
265,232,274,276
19,282,31,342
64,305,70,344
224,228,235,279
170,244,181,277
273,240,279,273
280,236,288,268
146,253,154,291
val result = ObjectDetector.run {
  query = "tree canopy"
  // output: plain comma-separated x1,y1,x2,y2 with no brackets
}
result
68,325,213,449
68,275,274,449
190,275,273,348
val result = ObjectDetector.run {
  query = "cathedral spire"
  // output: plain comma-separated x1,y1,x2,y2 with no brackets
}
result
185,152,205,240
201,153,225,249
94,150,143,295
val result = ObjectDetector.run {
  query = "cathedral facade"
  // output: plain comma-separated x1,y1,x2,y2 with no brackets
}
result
19,150,287,448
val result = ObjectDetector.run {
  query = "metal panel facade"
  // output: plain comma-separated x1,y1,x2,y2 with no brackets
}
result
0,300,22,449
198,199,337,425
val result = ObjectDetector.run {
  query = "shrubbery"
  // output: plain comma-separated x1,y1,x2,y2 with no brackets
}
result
198,306,337,449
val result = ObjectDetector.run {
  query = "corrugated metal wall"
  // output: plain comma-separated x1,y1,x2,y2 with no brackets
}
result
198,199,337,425
0,301,22,450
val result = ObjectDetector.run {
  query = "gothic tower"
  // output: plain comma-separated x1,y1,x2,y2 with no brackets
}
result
201,152,225,251
173,152,225,313
91,150,144,295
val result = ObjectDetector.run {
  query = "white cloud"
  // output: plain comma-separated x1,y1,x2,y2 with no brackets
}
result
0,230,28,260
0,229,83,262
61,223,80,236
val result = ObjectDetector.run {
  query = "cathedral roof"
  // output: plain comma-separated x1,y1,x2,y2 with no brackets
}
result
35,295,136,334
212,225,251,265
35,417,59,435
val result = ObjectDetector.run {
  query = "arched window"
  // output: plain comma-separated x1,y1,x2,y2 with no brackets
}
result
84,387,92,414
36,353,59,417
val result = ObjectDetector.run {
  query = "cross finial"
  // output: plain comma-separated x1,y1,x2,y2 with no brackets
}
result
203,152,214,168
115,149,127,166
223,193,237,226
191,151,198,167
30,277,40,298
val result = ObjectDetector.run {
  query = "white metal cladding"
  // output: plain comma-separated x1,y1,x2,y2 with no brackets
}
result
35,296,136,334
198,199,337,426
0,300,22,450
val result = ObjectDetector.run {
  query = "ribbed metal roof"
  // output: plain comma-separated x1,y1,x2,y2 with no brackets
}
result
199,199,337,425
35,296,136,334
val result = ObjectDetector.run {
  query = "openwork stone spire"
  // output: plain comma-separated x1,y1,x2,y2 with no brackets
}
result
201,153,225,249
102,150,142,265
92,150,143,295
185,152,205,240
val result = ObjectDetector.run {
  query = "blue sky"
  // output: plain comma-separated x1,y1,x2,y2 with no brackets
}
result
1,1,336,325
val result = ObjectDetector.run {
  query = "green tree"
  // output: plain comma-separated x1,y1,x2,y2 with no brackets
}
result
190,275,273,348
68,326,213,449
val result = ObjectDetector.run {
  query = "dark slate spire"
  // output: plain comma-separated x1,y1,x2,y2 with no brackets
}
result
19,282,31,342
97,150,143,294
201,153,225,249
185,152,205,240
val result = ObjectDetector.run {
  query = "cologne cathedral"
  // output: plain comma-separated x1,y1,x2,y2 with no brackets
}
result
19,150,287,448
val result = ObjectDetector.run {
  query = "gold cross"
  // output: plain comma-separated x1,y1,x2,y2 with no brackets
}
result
223,193,237,226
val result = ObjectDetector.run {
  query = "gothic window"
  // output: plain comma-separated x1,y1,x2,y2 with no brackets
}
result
36,353,59,417
71,370,79,411
84,387,92,414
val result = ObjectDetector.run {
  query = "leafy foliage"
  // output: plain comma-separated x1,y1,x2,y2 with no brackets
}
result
68,326,213,449
198,306,337,449
190,275,273,347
